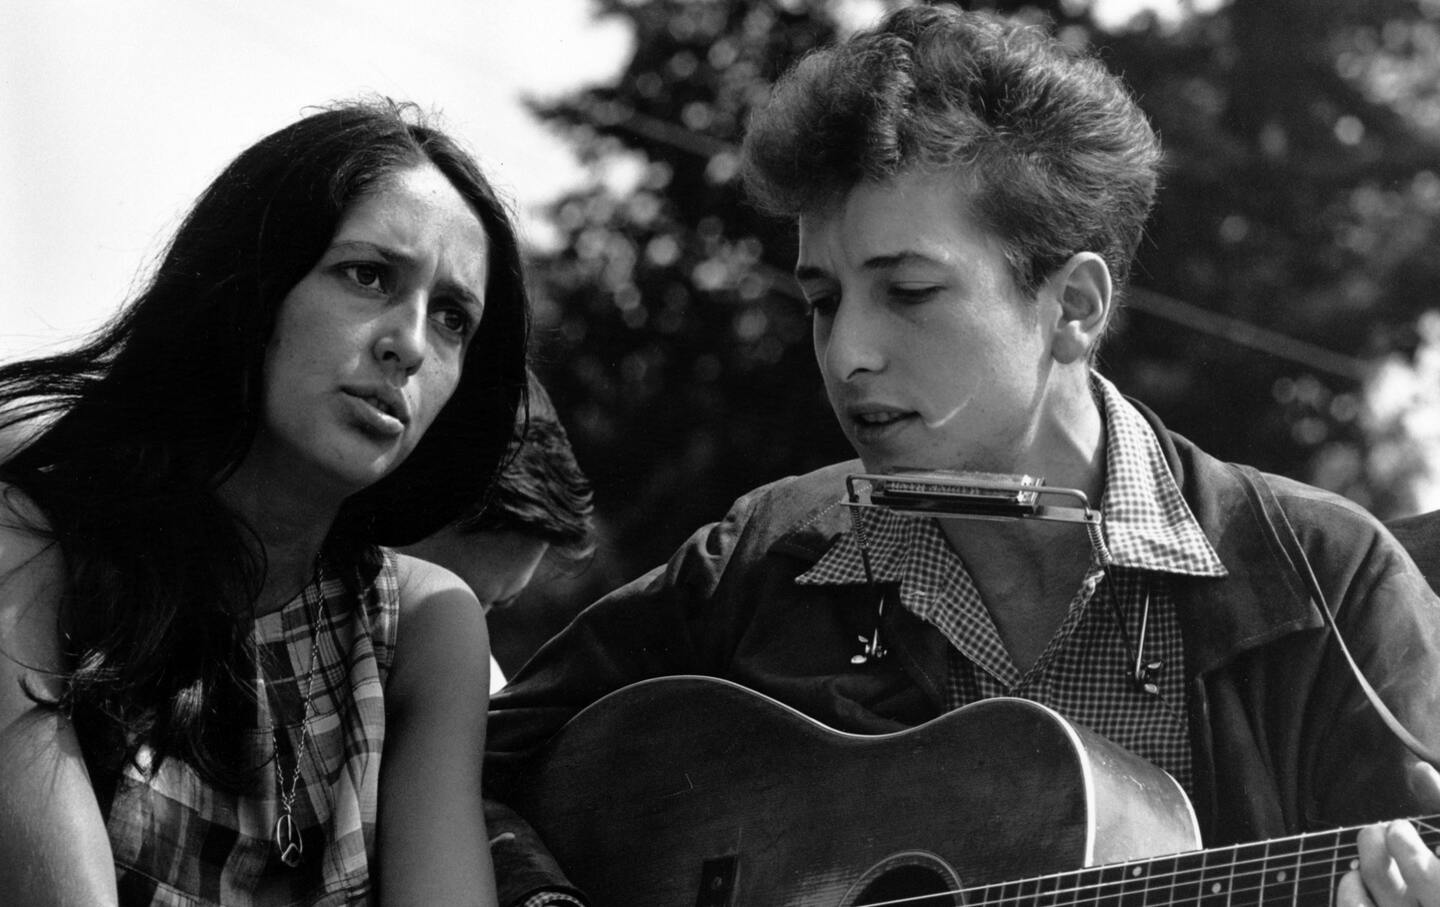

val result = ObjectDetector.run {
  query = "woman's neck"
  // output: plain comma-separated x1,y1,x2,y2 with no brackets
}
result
216,466,341,617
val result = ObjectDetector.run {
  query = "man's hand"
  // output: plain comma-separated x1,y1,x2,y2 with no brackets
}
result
1335,762,1440,906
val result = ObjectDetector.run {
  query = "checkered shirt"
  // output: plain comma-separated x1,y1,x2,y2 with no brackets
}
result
103,548,399,906
796,374,1227,796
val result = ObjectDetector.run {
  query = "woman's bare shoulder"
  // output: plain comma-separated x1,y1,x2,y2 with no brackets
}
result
386,551,487,699
392,551,477,612
0,481,67,680
0,481,58,570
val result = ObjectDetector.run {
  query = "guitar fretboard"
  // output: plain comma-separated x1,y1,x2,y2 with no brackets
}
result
930,817,1440,906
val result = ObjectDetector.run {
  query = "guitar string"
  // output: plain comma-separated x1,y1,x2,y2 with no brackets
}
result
912,849,1348,907
847,817,1440,907
854,851,1375,907
854,852,1340,907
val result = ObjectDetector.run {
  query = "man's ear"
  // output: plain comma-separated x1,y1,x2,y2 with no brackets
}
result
1048,252,1113,365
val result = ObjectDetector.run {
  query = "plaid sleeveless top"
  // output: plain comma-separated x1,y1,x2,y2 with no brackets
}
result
102,547,400,906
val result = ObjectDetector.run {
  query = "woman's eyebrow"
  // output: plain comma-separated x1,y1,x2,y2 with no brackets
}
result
328,241,484,309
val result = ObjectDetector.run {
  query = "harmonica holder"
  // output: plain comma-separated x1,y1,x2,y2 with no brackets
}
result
840,470,1107,665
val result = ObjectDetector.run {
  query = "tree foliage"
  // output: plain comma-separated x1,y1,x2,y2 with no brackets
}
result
504,0,1440,648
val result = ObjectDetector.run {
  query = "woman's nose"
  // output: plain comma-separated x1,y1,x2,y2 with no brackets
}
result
374,295,428,375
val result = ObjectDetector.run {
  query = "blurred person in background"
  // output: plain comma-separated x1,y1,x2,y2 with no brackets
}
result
0,99,529,906
481,6,1440,906
1388,510,1440,593
403,373,596,693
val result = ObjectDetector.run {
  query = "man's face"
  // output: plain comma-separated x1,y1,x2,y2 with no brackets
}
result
796,170,1054,476
403,527,549,614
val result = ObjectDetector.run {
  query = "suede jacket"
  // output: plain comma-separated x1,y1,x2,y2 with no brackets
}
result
485,404,1440,904
1387,509,1440,593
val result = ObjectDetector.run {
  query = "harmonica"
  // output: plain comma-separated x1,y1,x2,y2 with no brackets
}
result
844,469,1099,525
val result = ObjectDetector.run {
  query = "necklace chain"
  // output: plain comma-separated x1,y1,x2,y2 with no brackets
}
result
268,583,328,868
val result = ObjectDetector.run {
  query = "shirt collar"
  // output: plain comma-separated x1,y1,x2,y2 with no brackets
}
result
796,373,1227,587
1093,374,1226,576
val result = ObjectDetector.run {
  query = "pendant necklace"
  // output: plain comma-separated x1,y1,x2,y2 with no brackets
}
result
268,585,328,868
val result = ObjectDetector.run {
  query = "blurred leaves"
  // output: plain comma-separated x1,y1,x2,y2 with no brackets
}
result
520,0,1440,607
521,0,850,606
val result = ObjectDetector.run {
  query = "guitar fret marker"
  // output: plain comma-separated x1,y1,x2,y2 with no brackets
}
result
1210,882,1222,894
1131,866,1142,877
1276,870,1287,882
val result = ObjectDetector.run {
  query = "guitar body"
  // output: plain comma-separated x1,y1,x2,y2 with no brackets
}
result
507,676,1201,906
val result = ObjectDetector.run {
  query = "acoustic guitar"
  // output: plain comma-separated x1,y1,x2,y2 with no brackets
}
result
505,675,1437,906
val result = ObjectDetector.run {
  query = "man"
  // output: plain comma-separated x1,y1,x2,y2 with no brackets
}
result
404,375,595,691
486,7,1440,905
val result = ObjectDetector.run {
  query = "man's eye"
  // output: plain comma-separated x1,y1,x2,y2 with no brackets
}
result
890,285,939,302
485,593,521,614
804,295,838,318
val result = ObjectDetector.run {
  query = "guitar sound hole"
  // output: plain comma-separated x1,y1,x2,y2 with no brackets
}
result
853,865,961,906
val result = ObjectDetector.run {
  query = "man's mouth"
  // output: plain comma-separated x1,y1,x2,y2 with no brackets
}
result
854,411,908,427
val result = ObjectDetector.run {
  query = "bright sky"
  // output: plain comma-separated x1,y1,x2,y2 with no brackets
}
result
0,0,1205,365
0,0,631,362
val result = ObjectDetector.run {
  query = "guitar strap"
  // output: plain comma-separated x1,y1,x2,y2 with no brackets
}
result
1235,464,1440,766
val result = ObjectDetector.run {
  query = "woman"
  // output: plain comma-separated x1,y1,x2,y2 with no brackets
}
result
0,100,526,905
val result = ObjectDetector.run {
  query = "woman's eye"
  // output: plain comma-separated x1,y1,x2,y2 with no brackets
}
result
433,306,474,338
343,263,387,291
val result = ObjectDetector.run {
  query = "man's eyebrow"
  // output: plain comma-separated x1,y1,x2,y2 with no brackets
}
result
795,251,941,282
862,251,941,270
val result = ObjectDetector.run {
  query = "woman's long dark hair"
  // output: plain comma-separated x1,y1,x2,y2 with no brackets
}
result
0,99,530,789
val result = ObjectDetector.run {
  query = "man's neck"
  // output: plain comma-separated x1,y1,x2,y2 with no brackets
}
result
937,371,1109,669
943,518,1096,671
1015,371,1107,506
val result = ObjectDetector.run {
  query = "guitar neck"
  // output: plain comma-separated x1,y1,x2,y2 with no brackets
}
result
963,816,1440,905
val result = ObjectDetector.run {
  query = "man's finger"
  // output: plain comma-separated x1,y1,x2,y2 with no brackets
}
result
1356,822,1408,907
1385,820,1440,906
1408,762,1440,810
1338,867,1378,907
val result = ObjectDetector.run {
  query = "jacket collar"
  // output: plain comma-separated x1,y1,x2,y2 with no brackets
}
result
767,403,1322,679
1136,400,1324,674
766,465,857,563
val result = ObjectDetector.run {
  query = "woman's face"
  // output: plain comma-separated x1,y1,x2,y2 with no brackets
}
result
249,162,490,501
